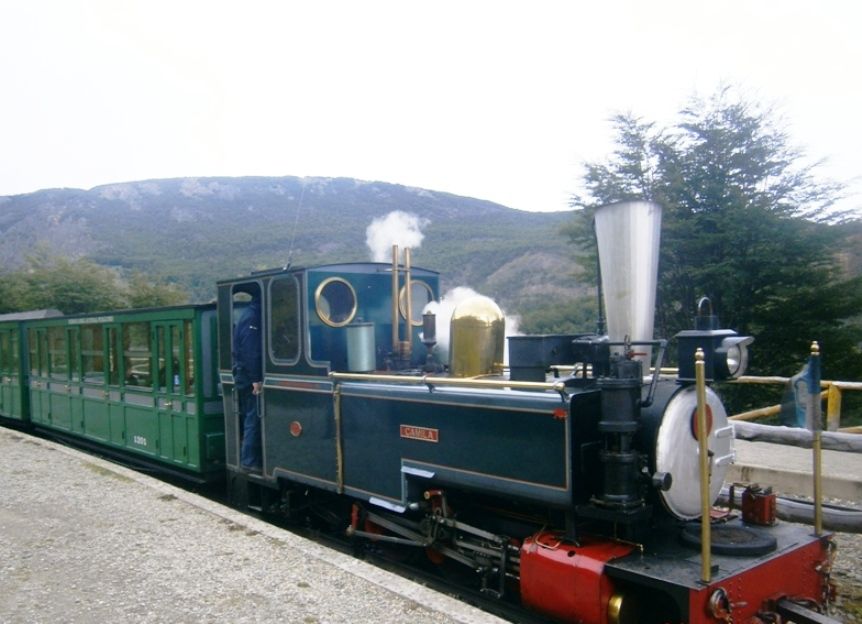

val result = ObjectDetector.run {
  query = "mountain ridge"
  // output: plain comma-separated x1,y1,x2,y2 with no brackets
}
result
0,176,583,314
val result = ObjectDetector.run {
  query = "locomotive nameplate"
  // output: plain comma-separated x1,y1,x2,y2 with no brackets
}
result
400,425,439,443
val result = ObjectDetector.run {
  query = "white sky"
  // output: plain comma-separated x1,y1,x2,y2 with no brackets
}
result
1,1,860,216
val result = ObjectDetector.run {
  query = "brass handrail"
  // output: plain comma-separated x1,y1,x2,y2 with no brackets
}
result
329,371,566,394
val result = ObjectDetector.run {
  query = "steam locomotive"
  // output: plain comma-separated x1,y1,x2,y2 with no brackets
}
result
0,201,836,623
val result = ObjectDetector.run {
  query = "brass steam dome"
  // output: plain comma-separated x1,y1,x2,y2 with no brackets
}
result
449,296,505,378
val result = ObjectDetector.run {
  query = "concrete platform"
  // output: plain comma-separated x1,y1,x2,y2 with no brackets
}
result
730,438,862,503
0,428,506,624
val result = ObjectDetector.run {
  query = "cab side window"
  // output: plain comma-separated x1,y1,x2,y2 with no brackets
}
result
270,276,300,363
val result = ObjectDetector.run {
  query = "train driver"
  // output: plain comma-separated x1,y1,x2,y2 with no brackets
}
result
232,293,263,472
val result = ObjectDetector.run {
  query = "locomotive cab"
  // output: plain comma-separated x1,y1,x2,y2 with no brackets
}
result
217,262,440,475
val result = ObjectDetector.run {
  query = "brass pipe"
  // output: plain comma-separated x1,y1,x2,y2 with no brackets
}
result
330,371,565,394
404,247,413,359
334,384,344,493
694,348,711,583
391,244,399,353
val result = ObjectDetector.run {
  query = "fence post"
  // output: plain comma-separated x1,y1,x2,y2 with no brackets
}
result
826,384,842,432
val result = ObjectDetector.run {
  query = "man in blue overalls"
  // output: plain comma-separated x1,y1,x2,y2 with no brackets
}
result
232,295,263,472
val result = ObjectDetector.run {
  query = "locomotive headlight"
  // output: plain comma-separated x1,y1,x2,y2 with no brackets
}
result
726,345,744,375
676,297,755,383
718,336,753,379
676,329,754,382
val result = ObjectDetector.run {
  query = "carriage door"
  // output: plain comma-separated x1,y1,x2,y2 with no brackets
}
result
155,321,189,466
29,328,49,424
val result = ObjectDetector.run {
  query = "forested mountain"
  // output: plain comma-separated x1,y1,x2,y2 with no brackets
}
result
0,176,583,317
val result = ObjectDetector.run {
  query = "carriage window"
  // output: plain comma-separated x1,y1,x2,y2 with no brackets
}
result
156,326,168,392
315,277,357,328
11,330,18,370
108,328,120,386
69,330,80,382
170,324,183,394
123,323,152,388
183,320,194,395
81,325,105,383
270,276,300,362
0,332,8,372
48,327,68,380
399,280,435,326
29,330,39,376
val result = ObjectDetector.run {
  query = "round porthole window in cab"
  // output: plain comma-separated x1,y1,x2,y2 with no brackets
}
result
315,278,357,327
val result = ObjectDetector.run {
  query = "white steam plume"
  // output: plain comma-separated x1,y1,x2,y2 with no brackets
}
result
366,211,429,262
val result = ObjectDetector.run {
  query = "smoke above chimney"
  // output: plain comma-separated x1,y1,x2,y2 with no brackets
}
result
365,211,429,262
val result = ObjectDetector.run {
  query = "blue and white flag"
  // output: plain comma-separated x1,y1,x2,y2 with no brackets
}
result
780,364,809,428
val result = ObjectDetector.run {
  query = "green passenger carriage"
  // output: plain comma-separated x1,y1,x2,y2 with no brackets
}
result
17,304,224,481
1,311,63,424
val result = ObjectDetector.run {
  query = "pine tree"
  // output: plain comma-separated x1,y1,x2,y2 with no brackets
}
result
564,89,862,384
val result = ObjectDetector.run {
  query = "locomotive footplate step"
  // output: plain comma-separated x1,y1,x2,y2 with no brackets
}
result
0,429,506,624
602,518,838,623
679,522,778,556
604,517,829,589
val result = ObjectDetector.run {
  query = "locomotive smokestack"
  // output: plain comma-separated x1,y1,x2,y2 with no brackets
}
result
594,201,662,364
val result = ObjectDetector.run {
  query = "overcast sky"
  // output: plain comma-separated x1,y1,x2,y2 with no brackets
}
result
1,1,860,216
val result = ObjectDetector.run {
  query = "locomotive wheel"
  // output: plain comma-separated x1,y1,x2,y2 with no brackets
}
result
424,490,452,565
350,505,415,563
425,546,446,565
